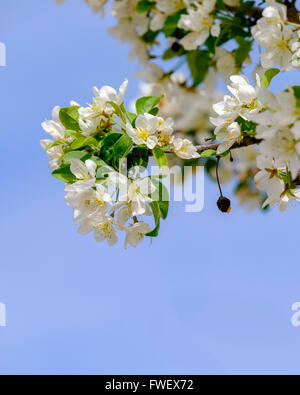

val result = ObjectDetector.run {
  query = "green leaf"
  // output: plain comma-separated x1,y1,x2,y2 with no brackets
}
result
136,0,155,13
107,101,126,123
292,85,300,107
158,200,169,220
127,146,149,170
187,50,211,87
71,137,98,150
142,30,159,44
59,106,80,131
216,0,227,11
52,166,76,183
221,150,230,157
236,1,255,16
200,149,217,157
136,96,162,115
71,137,86,150
216,24,231,47
163,10,186,37
100,132,123,163
205,36,217,54
43,139,65,151
62,150,90,165
126,111,137,125
235,116,257,134
230,25,250,38
64,130,82,139
150,178,169,220
146,201,161,237
149,107,159,116
234,39,252,66
292,85,300,98
95,161,114,179
260,68,280,88
113,134,133,165
162,46,184,60
152,146,168,169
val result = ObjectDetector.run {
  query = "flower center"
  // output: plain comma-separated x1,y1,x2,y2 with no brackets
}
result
277,40,287,50
243,98,258,111
202,17,213,27
136,126,150,141
96,221,113,239
129,183,140,196
138,232,145,241
158,132,170,146
283,138,295,152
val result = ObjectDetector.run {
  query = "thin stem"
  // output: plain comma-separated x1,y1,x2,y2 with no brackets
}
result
216,156,223,197
285,20,300,27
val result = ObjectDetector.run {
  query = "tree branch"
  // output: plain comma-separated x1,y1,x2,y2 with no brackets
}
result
195,139,300,186
294,171,300,185
195,136,262,155
284,0,300,24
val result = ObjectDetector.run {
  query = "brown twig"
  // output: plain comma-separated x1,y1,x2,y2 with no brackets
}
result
195,136,262,155
294,171,300,185
195,138,300,186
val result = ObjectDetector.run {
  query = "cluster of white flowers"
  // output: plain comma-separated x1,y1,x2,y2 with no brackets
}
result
210,75,259,154
131,67,300,212
107,0,151,64
252,0,300,70
52,0,300,217
178,0,220,50
57,0,299,74
78,80,128,136
106,0,223,61
42,79,201,246
210,71,300,211
57,0,240,66
125,111,199,158
134,64,220,144
253,87,300,210
40,103,79,170
64,159,154,248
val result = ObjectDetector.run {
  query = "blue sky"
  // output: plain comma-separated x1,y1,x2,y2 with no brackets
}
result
0,0,300,374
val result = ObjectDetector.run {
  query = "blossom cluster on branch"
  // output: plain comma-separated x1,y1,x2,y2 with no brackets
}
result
41,81,199,247
46,0,300,246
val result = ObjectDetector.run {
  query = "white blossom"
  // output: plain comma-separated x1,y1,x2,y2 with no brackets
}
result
124,222,151,249
40,140,63,170
126,113,159,149
79,80,128,136
41,105,69,170
252,0,300,70
93,215,118,246
41,106,65,140
109,172,156,216
216,121,241,154
171,137,200,159
211,75,260,124
178,1,219,50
